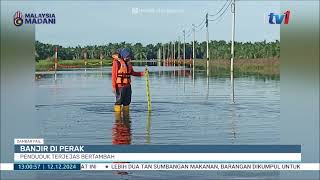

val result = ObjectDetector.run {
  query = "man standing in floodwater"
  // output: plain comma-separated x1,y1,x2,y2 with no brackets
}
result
111,48,145,112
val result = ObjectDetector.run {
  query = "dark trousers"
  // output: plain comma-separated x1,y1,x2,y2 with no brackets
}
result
115,85,132,106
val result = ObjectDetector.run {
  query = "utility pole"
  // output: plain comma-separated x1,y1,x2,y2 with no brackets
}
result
183,30,186,68
158,47,161,66
171,42,174,59
168,42,170,58
54,47,58,71
84,50,87,66
173,41,176,60
168,42,170,66
173,41,176,67
162,44,165,66
178,36,181,65
170,42,172,65
231,0,235,103
192,24,195,74
54,47,58,80
206,13,209,76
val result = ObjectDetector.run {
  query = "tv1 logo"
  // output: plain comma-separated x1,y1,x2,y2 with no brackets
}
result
268,10,290,24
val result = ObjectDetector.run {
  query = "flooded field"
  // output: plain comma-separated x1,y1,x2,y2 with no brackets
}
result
35,66,280,179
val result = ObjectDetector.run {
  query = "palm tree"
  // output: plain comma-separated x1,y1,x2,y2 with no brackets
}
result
35,40,280,61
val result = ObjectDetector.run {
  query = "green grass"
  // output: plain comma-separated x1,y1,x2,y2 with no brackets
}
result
36,59,112,71
36,58,279,77
194,58,279,77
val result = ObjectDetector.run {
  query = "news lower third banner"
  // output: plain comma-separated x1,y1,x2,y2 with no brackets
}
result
0,139,319,171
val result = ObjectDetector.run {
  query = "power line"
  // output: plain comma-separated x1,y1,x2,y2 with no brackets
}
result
186,29,193,37
176,0,231,38
194,18,206,28
208,0,232,22
195,22,206,32
186,28,192,35
186,31,192,38
184,18,205,38
181,16,205,39
208,0,231,17
176,0,231,56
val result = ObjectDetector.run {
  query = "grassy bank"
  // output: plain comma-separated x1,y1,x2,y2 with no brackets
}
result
194,58,279,77
36,58,279,77
36,59,112,71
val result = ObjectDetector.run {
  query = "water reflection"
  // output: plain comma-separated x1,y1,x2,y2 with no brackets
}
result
99,66,103,78
112,110,131,145
112,110,132,177
183,71,185,92
231,70,235,103
146,111,152,144
206,75,209,100
230,105,237,144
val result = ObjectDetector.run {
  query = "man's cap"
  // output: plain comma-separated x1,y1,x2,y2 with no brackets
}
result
118,48,130,59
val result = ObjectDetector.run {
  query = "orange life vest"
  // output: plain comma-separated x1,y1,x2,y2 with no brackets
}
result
116,59,131,85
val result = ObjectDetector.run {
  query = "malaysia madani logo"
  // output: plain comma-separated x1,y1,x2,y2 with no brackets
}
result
14,11,23,26
13,11,56,27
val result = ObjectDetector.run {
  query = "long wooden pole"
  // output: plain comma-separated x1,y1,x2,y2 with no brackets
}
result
145,66,151,111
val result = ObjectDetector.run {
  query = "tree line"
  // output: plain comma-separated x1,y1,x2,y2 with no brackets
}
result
35,40,280,61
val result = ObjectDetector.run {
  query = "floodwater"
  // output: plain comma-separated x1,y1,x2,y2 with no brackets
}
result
35,66,280,179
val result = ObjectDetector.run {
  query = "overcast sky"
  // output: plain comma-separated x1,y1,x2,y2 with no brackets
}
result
14,1,280,47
